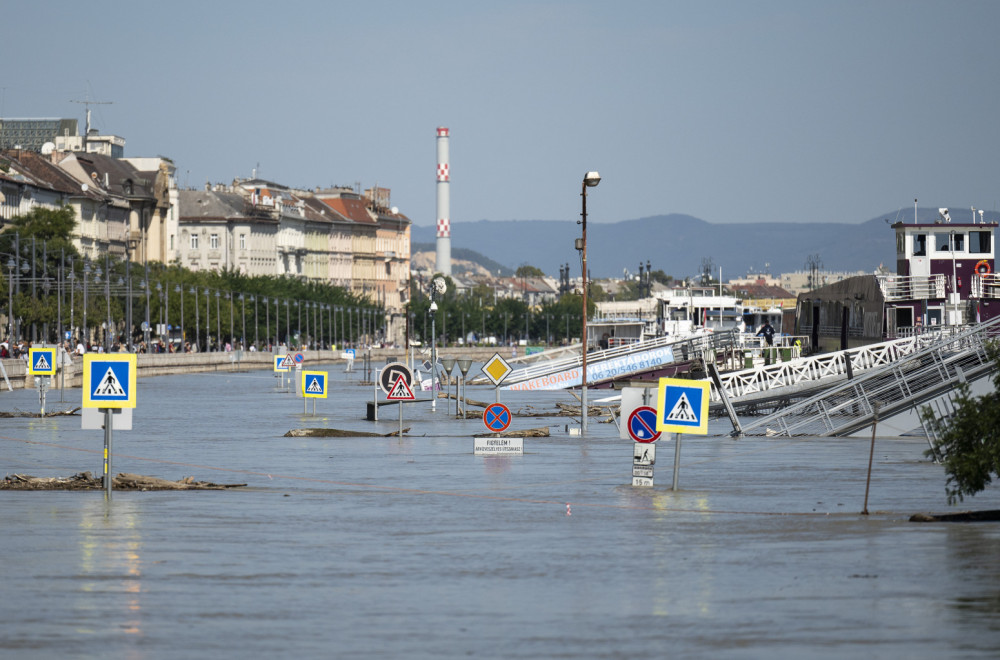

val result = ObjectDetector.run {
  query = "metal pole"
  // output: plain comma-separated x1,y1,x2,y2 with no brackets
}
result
103,408,113,497
862,404,880,515
671,433,682,491
581,180,589,434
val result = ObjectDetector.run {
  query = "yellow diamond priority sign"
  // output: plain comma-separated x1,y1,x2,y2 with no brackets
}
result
481,352,513,386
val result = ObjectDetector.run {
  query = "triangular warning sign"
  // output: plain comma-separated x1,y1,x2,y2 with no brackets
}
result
666,392,698,422
34,354,51,371
306,377,323,393
386,374,415,400
279,355,294,368
93,367,126,396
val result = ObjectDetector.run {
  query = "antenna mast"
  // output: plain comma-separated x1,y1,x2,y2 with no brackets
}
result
70,97,113,134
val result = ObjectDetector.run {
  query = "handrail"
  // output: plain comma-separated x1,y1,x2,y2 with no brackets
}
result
739,315,1000,437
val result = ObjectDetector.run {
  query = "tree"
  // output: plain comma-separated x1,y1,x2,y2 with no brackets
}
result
1,206,79,259
515,264,544,278
921,344,1000,504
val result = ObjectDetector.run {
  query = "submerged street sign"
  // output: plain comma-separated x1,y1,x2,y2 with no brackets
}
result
274,355,292,372
82,354,137,409
481,353,513,386
28,347,57,376
656,378,710,435
302,371,328,399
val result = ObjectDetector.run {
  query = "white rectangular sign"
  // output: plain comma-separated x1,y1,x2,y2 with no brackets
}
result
81,407,133,430
632,465,654,478
474,437,524,455
631,476,654,488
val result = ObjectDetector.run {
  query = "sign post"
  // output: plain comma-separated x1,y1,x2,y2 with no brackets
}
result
82,354,137,497
386,373,416,437
627,405,661,487
301,370,328,415
481,353,513,403
656,378,710,491
274,354,292,390
28,347,57,415
476,402,522,455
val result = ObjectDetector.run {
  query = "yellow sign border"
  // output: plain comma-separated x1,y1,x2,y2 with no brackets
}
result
302,370,328,399
28,347,57,376
274,355,291,372
82,354,137,409
656,377,710,435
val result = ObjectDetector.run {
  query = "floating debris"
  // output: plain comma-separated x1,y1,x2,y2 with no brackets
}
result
0,472,246,491
285,428,410,438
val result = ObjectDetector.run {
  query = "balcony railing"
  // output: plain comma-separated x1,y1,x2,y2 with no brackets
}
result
876,274,946,301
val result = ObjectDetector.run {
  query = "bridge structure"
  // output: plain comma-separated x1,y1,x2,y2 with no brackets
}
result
736,316,1000,439
709,327,962,416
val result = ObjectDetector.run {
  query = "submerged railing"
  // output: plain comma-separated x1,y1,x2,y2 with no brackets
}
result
738,315,1000,437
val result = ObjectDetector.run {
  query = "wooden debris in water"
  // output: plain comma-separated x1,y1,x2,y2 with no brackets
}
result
474,426,550,438
0,472,245,490
284,428,410,438
0,407,81,418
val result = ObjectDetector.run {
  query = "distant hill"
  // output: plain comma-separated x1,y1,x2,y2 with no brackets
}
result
411,243,515,277
411,209,1000,279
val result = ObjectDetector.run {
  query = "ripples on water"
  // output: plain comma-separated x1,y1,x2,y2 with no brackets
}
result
3,364,1000,658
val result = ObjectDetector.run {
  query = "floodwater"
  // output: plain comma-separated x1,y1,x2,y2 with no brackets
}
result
3,362,1000,659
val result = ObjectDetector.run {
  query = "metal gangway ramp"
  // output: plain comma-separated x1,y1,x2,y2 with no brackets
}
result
738,316,1000,438
487,330,740,390
711,328,958,415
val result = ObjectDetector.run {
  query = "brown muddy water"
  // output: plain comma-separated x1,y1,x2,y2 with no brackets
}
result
2,364,1000,658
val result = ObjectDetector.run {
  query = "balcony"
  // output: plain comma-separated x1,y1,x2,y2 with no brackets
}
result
877,274,946,301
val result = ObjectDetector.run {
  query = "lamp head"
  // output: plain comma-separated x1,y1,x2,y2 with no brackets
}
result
430,301,438,312
583,171,601,187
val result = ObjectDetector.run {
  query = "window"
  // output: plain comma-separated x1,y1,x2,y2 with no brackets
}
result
190,234,199,250
240,233,246,250
913,233,927,256
170,234,174,250
970,231,992,254
210,233,219,249
934,232,965,252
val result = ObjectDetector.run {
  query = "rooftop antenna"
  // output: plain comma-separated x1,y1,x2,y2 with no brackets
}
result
70,96,113,134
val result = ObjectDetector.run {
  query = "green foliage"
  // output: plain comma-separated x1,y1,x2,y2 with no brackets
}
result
921,344,1000,504
649,269,673,285
515,264,545,278
1,206,79,259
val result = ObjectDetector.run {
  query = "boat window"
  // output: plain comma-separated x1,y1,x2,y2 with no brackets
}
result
913,233,927,256
896,233,904,255
934,233,952,251
954,233,965,251
970,231,992,254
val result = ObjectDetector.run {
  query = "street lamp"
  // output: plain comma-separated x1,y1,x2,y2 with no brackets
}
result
4,256,14,343
430,300,438,412
176,285,184,350
190,286,200,351
579,170,601,434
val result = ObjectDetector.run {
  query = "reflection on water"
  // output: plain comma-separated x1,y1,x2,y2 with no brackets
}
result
76,499,144,645
2,367,1000,657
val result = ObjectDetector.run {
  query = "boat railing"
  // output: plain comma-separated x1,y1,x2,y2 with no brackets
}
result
876,274,946,301
971,273,1000,299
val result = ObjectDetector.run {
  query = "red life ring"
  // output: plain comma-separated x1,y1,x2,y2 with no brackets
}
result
975,259,991,275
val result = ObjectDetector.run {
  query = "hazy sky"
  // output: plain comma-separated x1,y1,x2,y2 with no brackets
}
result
4,1,998,227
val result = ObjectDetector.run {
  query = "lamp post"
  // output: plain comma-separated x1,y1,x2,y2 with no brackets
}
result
191,286,200,351
579,170,601,434
263,296,269,350
204,287,211,351
4,256,14,343
430,300,438,412
176,285,184,350
82,257,91,349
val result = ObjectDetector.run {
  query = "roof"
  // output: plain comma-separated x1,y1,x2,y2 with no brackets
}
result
316,195,376,225
732,283,795,299
0,149,101,199
178,189,246,220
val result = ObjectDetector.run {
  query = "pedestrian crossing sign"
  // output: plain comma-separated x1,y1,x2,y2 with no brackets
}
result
274,355,292,372
386,374,415,401
656,377,710,435
28,347,57,376
302,371,328,399
82,354,137,409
